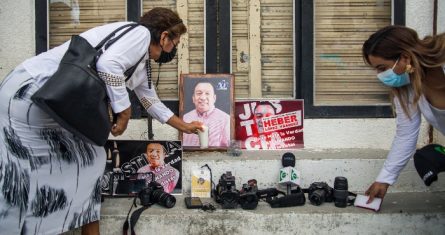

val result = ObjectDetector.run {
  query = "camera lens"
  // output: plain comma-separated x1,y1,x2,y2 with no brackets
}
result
152,189,176,208
334,176,348,190
333,176,348,208
219,191,239,209
222,191,239,203
309,189,326,206
239,194,258,210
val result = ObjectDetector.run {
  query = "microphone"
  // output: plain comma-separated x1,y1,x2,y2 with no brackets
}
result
278,152,300,195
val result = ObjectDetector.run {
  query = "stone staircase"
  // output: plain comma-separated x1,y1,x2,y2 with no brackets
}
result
65,148,445,235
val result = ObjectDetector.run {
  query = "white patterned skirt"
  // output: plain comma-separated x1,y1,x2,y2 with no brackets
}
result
0,65,106,234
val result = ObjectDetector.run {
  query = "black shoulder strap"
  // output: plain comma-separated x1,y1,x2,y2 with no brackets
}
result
93,23,140,65
95,23,139,51
91,23,146,79
124,55,145,81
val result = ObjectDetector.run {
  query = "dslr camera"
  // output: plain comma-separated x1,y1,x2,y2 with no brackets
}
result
214,171,240,209
238,179,259,210
307,182,334,206
138,175,176,208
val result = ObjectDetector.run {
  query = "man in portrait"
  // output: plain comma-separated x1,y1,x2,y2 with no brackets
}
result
137,142,180,193
253,101,277,134
182,82,230,147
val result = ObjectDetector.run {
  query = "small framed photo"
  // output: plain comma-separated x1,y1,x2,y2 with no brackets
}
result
179,74,234,150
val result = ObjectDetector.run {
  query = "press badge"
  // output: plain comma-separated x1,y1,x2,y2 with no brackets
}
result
191,168,211,198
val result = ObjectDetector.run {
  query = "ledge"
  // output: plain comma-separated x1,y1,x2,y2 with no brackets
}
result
64,192,445,235
182,148,390,161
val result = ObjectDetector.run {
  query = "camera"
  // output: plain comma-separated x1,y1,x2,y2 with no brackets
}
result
260,187,305,208
138,178,176,208
238,179,259,210
333,176,349,208
256,187,282,200
214,171,239,209
307,182,334,206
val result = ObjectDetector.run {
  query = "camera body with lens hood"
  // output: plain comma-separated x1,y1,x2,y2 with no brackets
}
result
307,182,334,206
138,180,176,208
238,179,259,210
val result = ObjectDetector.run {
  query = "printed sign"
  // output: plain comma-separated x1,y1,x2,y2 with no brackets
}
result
235,100,304,150
191,168,212,198
101,140,182,196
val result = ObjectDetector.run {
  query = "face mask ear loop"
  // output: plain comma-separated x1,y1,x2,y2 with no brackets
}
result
391,58,400,70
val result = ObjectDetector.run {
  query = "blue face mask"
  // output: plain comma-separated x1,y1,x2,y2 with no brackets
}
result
377,58,410,87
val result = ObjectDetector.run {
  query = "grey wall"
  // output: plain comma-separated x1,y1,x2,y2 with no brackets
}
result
406,0,434,37
438,0,445,34
0,0,35,79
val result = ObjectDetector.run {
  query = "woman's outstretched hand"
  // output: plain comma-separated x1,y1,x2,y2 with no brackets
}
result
365,181,389,203
111,107,131,136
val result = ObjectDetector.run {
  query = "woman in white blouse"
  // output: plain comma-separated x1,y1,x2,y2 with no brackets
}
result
0,7,201,235
361,25,445,204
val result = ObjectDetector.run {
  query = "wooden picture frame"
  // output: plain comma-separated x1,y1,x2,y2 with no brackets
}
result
179,74,234,150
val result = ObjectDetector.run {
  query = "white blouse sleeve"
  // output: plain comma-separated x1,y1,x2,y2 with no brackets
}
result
95,25,150,113
375,95,421,185
131,64,174,124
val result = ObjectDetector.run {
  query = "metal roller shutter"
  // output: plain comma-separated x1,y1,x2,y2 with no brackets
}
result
232,0,294,99
49,0,126,48
314,0,392,105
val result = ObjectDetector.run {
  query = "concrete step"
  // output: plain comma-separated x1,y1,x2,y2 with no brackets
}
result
181,149,445,194
66,192,445,235
63,148,445,235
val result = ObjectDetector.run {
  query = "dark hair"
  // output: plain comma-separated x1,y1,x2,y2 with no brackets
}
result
146,142,167,155
362,25,417,65
139,7,187,45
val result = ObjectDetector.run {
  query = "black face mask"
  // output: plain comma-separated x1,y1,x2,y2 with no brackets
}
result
155,46,177,64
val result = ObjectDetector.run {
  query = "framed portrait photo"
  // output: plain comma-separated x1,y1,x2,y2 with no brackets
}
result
179,74,234,150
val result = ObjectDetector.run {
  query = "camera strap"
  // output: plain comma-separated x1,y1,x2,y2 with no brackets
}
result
122,196,151,235
347,191,357,205
123,173,160,235
200,164,215,197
